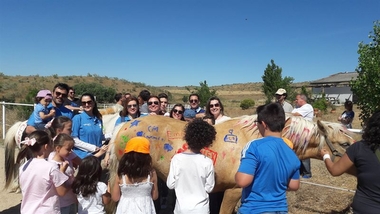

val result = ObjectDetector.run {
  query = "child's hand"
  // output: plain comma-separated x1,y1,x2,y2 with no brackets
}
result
50,109,56,117
60,161,69,173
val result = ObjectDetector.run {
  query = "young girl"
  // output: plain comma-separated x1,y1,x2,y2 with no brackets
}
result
72,156,111,214
17,130,70,214
166,119,216,214
111,137,159,214
31,89,56,130
49,133,77,214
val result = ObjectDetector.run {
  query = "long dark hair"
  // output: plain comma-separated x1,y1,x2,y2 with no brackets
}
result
47,116,72,137
16,130,51,163
362,110,380,152
81,93,102,120
169,104,185,121
72,156,102,197
205,96,225,118
117,152,152,181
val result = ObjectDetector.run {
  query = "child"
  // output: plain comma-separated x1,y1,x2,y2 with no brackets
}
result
111,137,159,214
166,118,217,214
17,130,70,214
31,89,56,130
235,103,300,213
49,133,77,214
72,156,111,214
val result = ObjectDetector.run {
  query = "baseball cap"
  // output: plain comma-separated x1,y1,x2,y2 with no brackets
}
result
124,137,150,154
36,90,53,100
275,88,287,95
183,109,196,119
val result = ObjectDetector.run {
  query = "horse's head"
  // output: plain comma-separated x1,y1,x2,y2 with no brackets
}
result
315,120,355,161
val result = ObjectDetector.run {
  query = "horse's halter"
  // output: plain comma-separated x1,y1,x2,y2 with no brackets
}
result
324,136,343,161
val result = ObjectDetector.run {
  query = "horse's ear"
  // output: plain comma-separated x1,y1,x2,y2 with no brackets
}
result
317,120,329,136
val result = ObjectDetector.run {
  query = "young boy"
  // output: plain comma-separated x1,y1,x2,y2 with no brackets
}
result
235,103,300,213
166,118,216,213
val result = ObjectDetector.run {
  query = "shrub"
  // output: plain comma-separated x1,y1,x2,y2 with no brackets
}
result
240,99,255,110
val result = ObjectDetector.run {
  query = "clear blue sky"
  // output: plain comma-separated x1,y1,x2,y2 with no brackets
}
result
0,0,379,87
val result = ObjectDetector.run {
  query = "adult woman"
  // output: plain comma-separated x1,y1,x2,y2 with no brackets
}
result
71,93,108,159
338,100,355,128
147,96,164,115
205,96,231,125
169,104,185,121
321,110,380,213
115,96,147,127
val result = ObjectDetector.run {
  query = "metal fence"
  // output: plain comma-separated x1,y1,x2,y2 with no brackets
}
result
1,101,35,139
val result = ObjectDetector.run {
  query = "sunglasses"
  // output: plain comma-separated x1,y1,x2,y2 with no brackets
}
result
148,101,159,106
190,99,198,103
55,91,68,98
81,101,93,105
210,103,220,108
173,109,183,114
69,91,75,94
127,104,137,108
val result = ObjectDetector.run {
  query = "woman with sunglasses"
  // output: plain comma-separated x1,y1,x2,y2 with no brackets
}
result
169,104,185,121
114,96,147,127
205,96,231,125
71,93,108,159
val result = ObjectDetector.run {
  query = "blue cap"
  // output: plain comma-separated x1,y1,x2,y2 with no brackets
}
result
183,109,196,118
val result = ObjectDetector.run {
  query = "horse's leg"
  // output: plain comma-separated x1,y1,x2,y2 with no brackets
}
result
219,188,242,214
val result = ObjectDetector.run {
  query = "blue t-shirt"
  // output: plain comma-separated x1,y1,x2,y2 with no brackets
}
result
237,136,300,213
32,103,50,124
114,113,148,127
27,103,73,126
71,112,103,159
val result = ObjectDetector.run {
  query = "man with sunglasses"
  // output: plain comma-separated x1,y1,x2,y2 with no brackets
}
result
25,83,73,135
64,87,82,115
188,93,205,117
275,88,293,113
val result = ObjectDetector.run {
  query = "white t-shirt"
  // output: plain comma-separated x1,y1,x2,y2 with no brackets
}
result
215,115,231,124
19,158,68,214
282,101,294,113
77,182,108,214
167,153,215,214
291,103,314,121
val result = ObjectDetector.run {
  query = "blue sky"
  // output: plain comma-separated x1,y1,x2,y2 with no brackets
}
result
0,1,379,87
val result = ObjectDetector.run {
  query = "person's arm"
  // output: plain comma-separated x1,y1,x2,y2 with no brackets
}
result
287,179,300,191
102,182,111,205
205,164,215,193
166,158,176,189
292,112,302,117
39,109,55,120
93,145,108,158
235,172,254,188
151,170,159,200
111,175,121,202
73,137,98,152
320,149,354,176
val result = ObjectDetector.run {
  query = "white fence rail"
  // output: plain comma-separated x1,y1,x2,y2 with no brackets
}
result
1,101,35,139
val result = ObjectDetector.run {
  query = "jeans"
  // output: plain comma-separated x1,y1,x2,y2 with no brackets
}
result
300,158,312,176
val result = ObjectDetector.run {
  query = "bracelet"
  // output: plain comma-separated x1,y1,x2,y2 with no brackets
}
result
323,154,331,161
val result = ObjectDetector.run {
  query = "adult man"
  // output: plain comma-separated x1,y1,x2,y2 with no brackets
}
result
235,103,300,213
25,83,73,134
138,89,150,114
158,93,170,116
64,87,81,115
292,94,314,178
113,93,125,113
275,88,293,113
188,93,205,117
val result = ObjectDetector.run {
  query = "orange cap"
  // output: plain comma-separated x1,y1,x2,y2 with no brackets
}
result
124,137,150,154
282,137,294,149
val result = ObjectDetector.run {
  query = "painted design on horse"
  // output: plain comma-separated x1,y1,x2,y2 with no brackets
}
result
106,115,355,214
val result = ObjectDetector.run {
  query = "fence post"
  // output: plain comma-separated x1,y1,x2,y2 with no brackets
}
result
2,101,5,139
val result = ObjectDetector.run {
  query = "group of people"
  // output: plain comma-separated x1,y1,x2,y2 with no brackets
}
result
16,82,379,214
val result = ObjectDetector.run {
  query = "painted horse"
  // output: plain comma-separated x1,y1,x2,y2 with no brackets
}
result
107,114,355,214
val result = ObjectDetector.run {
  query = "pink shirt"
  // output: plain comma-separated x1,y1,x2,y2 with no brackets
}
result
19,158,68,214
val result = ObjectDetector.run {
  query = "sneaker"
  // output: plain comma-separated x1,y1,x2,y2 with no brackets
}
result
302,175,312,179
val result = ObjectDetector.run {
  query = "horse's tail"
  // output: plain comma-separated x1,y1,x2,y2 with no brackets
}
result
4,121,23,191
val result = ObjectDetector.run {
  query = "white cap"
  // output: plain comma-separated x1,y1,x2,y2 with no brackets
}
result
275,88,286,95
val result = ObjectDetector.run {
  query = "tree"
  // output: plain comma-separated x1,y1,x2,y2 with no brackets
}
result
261,59,294,104
350,20,380,124
187,80,217,107
240,99,255,110
73,82,116,103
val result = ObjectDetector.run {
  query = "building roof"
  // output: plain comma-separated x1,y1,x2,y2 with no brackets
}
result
310,72,358,85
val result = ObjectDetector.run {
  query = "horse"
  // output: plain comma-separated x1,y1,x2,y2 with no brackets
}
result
107,114,355,214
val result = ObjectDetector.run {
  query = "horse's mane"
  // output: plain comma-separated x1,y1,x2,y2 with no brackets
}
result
235,115,352,153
